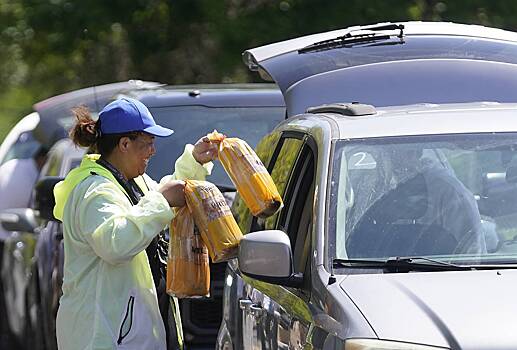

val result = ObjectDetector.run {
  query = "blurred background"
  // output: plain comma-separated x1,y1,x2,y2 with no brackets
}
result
1,0,517,140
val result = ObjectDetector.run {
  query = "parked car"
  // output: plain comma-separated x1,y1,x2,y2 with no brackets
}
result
218,21,517,350
9,84,285,349
220,100,517,350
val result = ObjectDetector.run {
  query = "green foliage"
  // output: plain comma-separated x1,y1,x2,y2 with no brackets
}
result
2,0,517,141
0,87,33,140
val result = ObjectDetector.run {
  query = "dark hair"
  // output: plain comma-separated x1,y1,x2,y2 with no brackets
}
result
69,105,141,156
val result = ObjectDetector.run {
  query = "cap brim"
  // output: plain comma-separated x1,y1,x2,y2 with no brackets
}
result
143,125,174,137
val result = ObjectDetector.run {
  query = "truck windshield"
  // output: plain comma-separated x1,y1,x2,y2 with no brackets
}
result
329,133,517,266
148,105,284,188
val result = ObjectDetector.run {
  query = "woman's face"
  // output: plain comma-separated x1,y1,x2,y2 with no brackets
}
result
126,133,156,178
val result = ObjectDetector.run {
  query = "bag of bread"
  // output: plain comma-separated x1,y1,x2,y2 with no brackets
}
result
207,130,283,218
166,206,210,298
184,179,243,263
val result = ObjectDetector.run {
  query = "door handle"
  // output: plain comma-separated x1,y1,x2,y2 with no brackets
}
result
249,304,264,317
239,298,252,310
13,247,24,262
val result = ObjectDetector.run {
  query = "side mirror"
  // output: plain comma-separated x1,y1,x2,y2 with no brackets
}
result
0,208,38,233
238,230,303,288
34,176,63,222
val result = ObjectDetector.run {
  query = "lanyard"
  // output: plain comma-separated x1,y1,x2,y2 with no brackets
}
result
96,158,147,205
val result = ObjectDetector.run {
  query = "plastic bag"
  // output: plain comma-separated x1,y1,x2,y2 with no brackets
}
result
166,206,210,298
184,179,243,263
208,130,283,218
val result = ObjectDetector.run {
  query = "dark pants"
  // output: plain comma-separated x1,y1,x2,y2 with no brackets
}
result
149,236,183,350
157,276,184,350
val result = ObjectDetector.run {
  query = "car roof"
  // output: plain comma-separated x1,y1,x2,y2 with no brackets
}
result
120,83,285,108
296,102,517,140
33,80,162,114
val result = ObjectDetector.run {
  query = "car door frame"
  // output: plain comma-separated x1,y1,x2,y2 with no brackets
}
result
241,130,317,349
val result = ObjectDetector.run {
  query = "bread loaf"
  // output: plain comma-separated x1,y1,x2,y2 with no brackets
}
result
207,130,283,218
184,180,243,263
166,207,210,298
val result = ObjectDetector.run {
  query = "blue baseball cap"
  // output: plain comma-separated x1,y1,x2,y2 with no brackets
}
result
99,97,173,137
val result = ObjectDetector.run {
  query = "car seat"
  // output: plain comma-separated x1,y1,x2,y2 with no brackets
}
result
346,173,458,259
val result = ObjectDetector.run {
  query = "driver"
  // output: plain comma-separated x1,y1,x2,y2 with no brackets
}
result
385,144,486,255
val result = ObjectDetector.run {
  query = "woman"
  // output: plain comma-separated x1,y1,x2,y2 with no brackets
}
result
53,97,217,350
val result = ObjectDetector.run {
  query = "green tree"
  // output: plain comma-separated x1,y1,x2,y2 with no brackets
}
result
2,0,517,140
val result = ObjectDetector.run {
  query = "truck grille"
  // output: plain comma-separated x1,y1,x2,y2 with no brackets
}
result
180,262,227,345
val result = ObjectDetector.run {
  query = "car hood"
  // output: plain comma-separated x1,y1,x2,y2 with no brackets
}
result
340,269,517,349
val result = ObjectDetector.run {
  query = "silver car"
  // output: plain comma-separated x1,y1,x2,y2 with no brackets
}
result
218,21,517,350
220,101,517,350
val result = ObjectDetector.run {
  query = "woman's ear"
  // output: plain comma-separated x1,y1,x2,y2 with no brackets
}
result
118,136,131,153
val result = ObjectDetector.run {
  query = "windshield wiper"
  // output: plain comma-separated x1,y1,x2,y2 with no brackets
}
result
299,23,404,54
333,257,473,273
333,257,517,273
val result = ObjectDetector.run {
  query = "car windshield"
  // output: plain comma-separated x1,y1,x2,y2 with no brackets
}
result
329,133,517,266
148,106,284,187
2,131,41,165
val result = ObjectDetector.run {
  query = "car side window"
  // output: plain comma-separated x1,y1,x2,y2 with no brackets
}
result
252,136,304,232
233,131,283,233
276,142,316,275
39,151,60,177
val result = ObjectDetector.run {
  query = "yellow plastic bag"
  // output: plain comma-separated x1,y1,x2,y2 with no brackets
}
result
184,180,243,263
208,130,283,218
166,206,210,298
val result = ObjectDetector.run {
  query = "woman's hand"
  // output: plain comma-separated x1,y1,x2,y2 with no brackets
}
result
158,180,186,207
192,136,220,164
